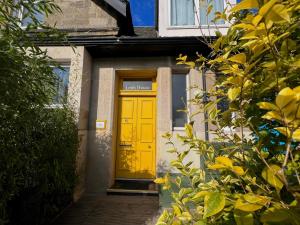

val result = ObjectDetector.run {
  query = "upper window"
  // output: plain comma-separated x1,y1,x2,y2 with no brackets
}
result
170,0,225,26
172,74,188,128
171,0,195,26
199,0,224,25
52,66,70,104
15,1,44,27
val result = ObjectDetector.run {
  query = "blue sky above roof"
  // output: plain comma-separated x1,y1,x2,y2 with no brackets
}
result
130,0,155,27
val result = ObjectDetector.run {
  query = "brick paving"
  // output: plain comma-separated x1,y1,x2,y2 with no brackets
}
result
53,194,159,225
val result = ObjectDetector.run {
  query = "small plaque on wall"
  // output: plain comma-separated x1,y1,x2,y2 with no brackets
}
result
96,120,106,130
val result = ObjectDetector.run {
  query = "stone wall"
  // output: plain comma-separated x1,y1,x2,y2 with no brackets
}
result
46,0,119,36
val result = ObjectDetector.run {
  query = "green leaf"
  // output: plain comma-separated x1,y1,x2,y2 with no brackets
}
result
207,4,213,16
228,87,241,101
204,192,225,218
154,177,165,184
232,166,245,176
275,127,291,138
261,207,300,225
231,0,259,12
193,191,210,201
258,0,278,17
235,194,269,212
178,188,193,200
216,156,233,167
172,204,182,216
257,102,278,111
260,208,290,223
228,53,247,64
194,221,207,225
234,210,254,225
271,4,290,22
262,111,282,121
261,165,284,191
185,124,193,138
275,87,296,109
157,210,170,223
292,129,300,141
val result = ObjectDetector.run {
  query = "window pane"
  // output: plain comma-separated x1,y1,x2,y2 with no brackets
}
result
172,74,187,127
122,79,152,90
53,67,70,104
21,5,44,26
199,0,224,25
171,0,195,26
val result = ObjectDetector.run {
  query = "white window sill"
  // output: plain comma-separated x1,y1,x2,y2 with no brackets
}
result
167,24,230,30
173,127,185,131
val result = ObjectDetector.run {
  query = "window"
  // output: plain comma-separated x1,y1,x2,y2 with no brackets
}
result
172,74,188,128
170,0,225,26
171,0,195,26
15,1,44,27
52,66,70,104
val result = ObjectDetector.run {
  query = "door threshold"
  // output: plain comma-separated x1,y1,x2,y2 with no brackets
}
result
107,188,158,196
111,179,158,192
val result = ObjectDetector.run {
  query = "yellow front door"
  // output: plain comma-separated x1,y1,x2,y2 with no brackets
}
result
116,96,156,179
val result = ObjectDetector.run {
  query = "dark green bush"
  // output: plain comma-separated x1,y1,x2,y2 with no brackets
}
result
0,107,78,225
0,1,79,224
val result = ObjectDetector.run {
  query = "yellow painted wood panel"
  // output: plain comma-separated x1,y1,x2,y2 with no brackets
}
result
116,96,156,179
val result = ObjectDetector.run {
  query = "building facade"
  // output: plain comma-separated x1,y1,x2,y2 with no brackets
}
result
24,0,236,203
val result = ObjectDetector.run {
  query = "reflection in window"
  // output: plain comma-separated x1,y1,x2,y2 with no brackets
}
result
122,79,152,90
199,0,225,25
53,66,70,104
15,1,44,27
171,0,195,26
172,74,187,128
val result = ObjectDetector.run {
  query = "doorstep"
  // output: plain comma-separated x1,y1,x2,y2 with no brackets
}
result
107,180,159,196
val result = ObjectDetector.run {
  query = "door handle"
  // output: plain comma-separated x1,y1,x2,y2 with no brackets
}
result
120,144,132,147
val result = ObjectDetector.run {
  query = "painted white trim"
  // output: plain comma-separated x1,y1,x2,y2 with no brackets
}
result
159,0,237,37
173,127,185,131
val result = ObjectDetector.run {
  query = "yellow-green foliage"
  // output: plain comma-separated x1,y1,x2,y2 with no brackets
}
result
156,0,300,224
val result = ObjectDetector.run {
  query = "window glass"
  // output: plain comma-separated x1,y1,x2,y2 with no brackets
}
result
172,74,187,127
53,66,70,104
21,7,44,26
171,0,195,26
16,1,44,27
122,79,152,90
199,0,224,25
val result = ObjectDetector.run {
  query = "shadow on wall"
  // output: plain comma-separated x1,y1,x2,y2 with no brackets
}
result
86,131,112,194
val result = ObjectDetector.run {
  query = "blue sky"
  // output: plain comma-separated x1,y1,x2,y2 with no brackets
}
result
130,0,155,27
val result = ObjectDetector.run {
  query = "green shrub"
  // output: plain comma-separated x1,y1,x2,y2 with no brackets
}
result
0,1,78,224
156,0,300,224
1,107,78,225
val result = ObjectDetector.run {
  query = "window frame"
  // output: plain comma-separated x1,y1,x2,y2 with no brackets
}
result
171,72,190,130
168,0,229,28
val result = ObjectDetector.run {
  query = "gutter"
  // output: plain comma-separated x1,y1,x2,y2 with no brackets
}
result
35,36,208,47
